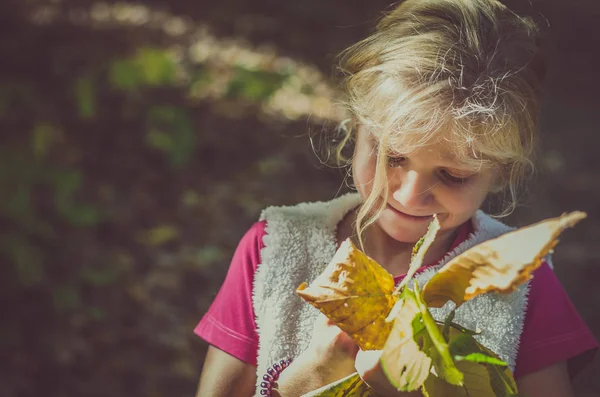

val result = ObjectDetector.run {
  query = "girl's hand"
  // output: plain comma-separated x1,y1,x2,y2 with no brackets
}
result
355,349,422,397
276,313,359,396
305,312,360,370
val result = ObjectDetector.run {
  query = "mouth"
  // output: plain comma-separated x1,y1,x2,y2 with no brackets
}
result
386,204,434,221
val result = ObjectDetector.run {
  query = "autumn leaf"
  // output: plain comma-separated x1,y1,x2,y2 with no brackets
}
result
380,285,463,392
380,288,433,391
297,238,398,350
386,216,441,322
394,216,441,294
301,372,374,397
422,211,586,308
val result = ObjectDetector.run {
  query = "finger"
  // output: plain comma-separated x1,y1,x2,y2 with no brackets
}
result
355,349,383,378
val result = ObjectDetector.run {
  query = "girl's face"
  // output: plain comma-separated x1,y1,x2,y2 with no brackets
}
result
352,126,497,244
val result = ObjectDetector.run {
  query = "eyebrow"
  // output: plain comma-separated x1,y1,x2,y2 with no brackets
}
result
426,150,486,172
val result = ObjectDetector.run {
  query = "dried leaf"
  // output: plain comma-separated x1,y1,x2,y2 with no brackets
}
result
380,288,432,391
394,216,441,294
422,212,586,308
386,216,441,322
301,372,374,397
381,285,463,392
297,239,397,350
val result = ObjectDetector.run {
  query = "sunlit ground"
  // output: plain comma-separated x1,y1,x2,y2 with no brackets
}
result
31,2,347,123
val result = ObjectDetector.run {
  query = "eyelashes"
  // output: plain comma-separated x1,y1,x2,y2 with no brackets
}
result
386,155,407,168
439,169,469,184
386,155,472,185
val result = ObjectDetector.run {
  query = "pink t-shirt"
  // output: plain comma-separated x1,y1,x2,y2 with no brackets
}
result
195,220,598,378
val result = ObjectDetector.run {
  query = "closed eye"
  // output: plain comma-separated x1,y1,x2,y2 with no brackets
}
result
440,169,471,184
386,155,407,168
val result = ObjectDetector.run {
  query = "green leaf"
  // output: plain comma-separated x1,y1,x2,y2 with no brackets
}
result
189,68,212,97
442,309,455,343
146,129,174,151
109,59,141,92
300,372,373,397
448,322,481,336
414,283,463,387
226,66,289,101
32,122,61,158
88,306,107,321
52,169,82,197
134,47,177,86
61,204,102,227
197,246,226,264
448,332,518,396
181,190,201,207
454,353,508,366
80,265,121,286
4,184,32,221
487,360,519,396
145,106,195,168
380,288,433,391
382,285,466,392
52,284,82,312
74,75,96,118
4,236,45,287
448,333,482,357
137,225,179,246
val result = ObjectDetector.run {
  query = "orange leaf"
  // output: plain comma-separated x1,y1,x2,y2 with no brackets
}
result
297,238,398,350
422,211,586,308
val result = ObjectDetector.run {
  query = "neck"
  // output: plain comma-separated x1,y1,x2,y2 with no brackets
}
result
337,209,459,278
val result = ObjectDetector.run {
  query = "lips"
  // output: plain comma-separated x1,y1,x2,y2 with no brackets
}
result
386,204,433,219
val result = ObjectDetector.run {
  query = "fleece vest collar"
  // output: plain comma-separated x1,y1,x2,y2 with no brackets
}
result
252,193,529,395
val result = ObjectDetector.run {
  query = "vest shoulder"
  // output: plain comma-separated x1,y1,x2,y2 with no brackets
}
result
472,210,515,239
259,193,361,226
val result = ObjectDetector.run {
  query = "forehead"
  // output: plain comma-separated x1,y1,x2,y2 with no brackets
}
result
363,128,489,171
409,142,482,169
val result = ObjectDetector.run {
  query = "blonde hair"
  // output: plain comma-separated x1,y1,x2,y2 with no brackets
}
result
335,0,545,245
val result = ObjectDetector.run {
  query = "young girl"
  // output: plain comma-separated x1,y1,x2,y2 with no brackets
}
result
194,0,598,396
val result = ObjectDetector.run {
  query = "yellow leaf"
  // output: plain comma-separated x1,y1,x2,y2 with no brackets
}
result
380,290,433,391
301,372,374,397
297,238,398,350
422,211,586,308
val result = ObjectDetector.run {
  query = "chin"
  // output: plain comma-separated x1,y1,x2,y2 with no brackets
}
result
378,222,426,244
377,209,434,243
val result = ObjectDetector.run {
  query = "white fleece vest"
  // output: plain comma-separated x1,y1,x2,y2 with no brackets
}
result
252,193,531,395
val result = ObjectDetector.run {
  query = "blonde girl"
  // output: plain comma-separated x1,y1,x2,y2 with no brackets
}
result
195,0,598,396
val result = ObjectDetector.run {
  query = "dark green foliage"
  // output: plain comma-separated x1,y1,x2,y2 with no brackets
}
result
0,1,598,397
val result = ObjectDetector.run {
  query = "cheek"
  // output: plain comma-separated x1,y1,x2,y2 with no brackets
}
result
446,184,489,215
352,155,377,196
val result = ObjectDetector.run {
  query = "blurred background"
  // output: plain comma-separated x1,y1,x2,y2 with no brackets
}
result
1,0,598,396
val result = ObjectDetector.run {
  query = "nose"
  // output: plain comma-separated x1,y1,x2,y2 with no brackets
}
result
391,170,434,209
